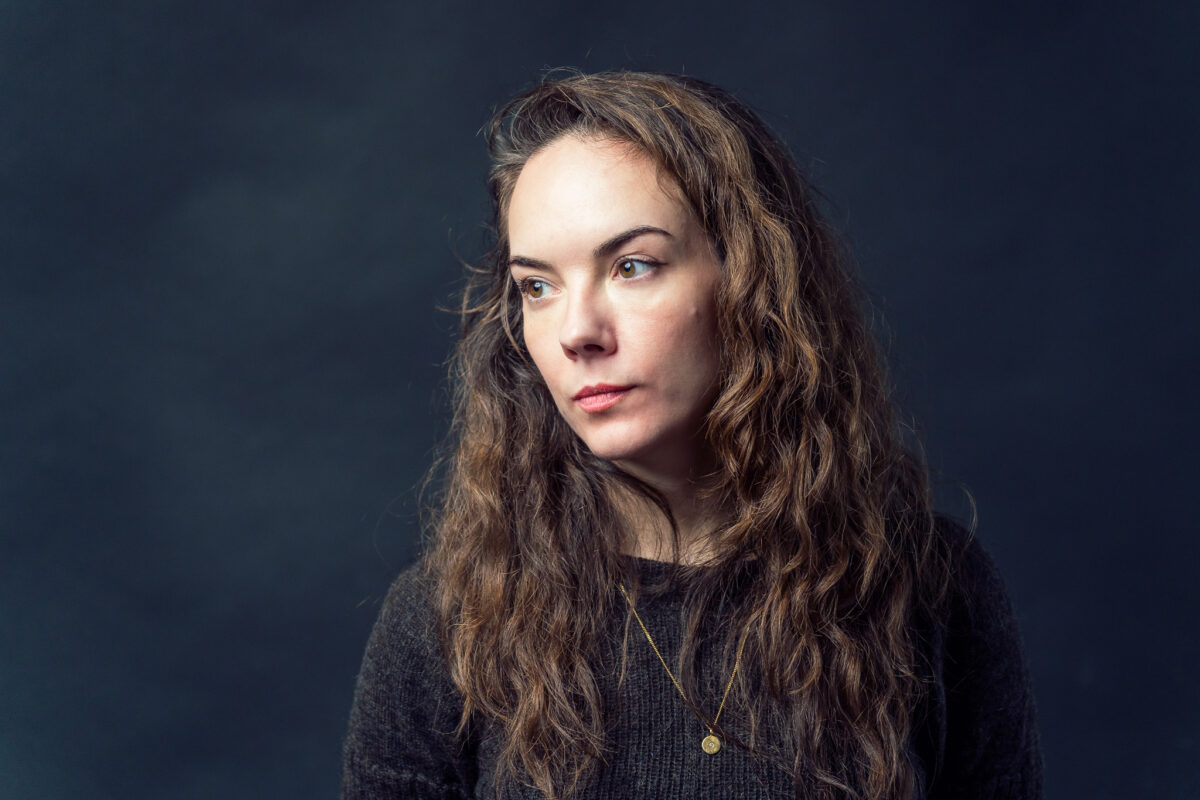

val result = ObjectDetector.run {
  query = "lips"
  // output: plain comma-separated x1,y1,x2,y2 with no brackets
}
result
572,383,633,413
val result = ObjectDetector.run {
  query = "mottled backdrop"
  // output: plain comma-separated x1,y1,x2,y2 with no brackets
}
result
2,2,1197,798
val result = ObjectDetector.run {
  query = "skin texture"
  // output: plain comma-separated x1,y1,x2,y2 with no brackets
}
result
506,135,723,549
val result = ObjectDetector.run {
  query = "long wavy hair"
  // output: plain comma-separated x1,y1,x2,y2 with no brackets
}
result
427,71,948,799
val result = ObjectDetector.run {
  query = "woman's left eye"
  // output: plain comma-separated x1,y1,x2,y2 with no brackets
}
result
616,258,655,280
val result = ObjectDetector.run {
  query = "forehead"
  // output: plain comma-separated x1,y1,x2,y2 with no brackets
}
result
506,135,693,251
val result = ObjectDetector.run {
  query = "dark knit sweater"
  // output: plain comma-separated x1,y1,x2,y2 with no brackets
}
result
341,522,1042,798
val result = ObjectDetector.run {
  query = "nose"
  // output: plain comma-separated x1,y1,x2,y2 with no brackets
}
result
559,286,615,358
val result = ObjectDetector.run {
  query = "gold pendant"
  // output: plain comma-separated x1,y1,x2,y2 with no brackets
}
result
701,734,721,754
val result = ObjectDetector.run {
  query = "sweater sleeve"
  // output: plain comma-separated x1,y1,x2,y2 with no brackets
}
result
928,521,1043,799
340,562,477,800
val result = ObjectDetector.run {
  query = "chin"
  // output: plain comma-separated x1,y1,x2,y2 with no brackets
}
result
578,426,696,478
576,429,656,465
582,440,651,465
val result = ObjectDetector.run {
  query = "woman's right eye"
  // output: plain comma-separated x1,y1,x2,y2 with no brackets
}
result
517,278,549,300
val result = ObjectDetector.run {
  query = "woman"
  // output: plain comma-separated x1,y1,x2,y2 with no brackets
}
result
341,71,1041,799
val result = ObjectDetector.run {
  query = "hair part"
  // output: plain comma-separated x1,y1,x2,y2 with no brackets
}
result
427,70,946,800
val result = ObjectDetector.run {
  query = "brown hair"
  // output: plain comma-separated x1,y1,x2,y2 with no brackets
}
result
427,70,946,799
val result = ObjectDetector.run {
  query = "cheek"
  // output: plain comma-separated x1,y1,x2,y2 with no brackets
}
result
522,317,561,385
641,305,720,380
680,302,722,387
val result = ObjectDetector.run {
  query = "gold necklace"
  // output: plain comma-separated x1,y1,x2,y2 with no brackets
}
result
618,583,748,755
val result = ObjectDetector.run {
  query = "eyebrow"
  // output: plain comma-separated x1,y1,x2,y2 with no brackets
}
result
508,225,673,270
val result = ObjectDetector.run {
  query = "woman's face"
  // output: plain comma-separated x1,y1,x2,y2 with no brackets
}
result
506,135,723,484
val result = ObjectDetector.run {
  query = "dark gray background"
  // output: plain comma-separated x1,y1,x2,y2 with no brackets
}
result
3,1,1197,798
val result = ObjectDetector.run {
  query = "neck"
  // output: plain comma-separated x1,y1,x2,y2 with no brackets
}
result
611,455,722,565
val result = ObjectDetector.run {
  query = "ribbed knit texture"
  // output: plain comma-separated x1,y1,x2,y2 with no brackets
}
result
341,521,1042,799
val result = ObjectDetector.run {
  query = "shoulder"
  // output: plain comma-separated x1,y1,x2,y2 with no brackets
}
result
376,559,442,646
921,515,1044,799
355,559,446,684
931,515,1029,673
341,559,475,800
933,516,1013,624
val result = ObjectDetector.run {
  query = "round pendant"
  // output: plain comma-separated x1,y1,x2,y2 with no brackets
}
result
701,734,722,754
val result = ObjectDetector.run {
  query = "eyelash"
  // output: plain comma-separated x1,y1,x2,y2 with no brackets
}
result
513,257,661,301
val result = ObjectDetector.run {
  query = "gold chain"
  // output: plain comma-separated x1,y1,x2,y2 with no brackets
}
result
618,582,748,754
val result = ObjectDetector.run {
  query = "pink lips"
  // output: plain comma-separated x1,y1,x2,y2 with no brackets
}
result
572,383,633,413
